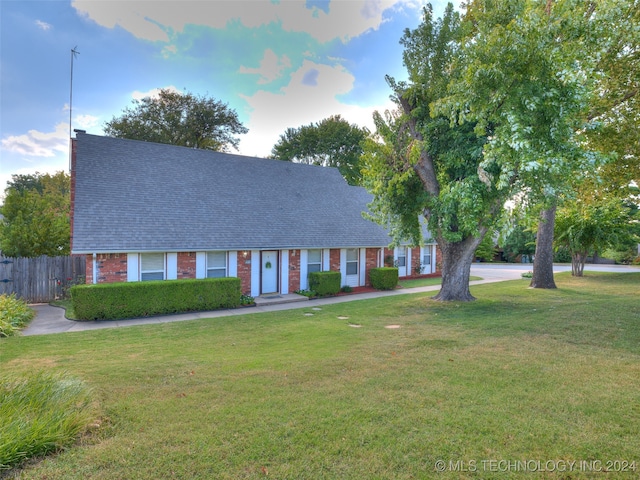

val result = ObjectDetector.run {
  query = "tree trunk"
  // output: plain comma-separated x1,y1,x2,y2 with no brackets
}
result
530,204,557,289
571,251,587,276
433,235,484,301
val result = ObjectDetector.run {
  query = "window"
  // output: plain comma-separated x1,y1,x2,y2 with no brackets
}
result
307,249,322,273
140,253,165,281
207,251,227,278
423,248,431,267
346,248,358,275
397,247,407,267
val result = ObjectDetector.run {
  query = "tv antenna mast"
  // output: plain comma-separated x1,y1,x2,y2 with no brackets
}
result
69,46,80,169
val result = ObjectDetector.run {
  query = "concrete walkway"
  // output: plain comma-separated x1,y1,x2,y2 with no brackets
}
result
21,264,638,336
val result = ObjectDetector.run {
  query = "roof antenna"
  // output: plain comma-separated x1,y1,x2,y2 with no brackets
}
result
69,46,80,170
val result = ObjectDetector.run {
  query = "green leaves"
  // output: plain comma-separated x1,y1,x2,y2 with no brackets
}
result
104,89,248,152
0,172,70,257
270,115,369,185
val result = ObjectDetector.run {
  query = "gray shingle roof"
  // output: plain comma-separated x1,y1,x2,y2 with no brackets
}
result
71,133,393,253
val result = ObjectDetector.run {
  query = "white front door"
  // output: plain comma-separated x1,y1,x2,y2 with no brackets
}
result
345,248,359,287
261,251,278,294
397,247,407,277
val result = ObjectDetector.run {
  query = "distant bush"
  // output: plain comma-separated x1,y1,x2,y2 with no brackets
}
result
0,294,35,337
369,267,399,290
553,247,572,263
308,271,341,297
71,278,241,321
0,371,96,471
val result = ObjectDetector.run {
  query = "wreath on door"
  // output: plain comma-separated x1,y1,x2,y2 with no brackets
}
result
265,261,272,269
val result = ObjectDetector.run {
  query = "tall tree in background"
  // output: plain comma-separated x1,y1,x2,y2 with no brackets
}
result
555,195,639,276
0,172,70,257
104,88,248,152
270,115,369,185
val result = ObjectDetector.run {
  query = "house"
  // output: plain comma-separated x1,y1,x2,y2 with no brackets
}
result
70,132,439,296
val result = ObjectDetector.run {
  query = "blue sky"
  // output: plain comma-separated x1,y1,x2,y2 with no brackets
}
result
0,0,448,192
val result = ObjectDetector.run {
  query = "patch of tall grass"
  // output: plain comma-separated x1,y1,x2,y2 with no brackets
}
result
0,371,97,471
0,294,34,337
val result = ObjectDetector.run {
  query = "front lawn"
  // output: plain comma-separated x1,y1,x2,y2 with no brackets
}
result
398,275,481,289
2,272,639,479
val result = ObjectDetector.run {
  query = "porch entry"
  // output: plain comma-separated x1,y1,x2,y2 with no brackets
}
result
261,250,278,294
345,248,359,287
396,247,408,277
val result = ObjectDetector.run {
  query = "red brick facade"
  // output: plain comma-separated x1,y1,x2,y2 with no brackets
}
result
236,251,252,295
82,246,440,289
365,247,381,286
288,250,301,292
177,252,196,279
95,253,127,283
329,249,341,271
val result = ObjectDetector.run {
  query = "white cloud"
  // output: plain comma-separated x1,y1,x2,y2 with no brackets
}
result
239,49,291,84
131,85,181,101
35,20,52,31
1,123,69,158
238,60,395,157
74,114,100,130
71,0,420,43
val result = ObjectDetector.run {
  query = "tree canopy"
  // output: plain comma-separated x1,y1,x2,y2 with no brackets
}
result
270,115,369,185
362,0,636,300
104,89,248,152
363,3,499,301
0,172,70,257
555,195,639,276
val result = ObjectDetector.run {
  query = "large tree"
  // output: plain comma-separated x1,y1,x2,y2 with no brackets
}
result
436,0,608,290
363,4,503,301
0,172,70,257
104,88,248,152
270,115,369,185
363,0,617,300
529,0,640,287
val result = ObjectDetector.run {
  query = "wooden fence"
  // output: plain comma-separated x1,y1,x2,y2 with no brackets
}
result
0,255,86,303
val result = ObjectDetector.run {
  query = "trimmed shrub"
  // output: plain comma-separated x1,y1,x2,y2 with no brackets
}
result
369,267,399,290
308,271,341,297
71,277,241,321
0,294,35,337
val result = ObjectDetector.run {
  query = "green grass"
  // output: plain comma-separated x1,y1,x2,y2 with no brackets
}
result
1,272,639,479
0,372,97,471
398,275,480,288
0,294,35,337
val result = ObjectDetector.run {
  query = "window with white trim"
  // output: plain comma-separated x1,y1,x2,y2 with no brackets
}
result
206,251,227,278
346,248,358,275
140,253,165,281
307,249,322,273
397,247,407,267
422,248,431,267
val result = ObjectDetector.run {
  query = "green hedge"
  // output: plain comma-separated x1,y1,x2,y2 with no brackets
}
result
369,267,399,290
308,271,341,296
71,277,241,321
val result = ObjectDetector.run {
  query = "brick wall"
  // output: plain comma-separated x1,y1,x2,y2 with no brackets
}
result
411,247,421,275
329,249,341,271
384,247,394,267
96,253,127,283
70,138,77,252
365,248,380,286
288,249,300,292
237,251,252,295
177,252,196,279
85,254,93,284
